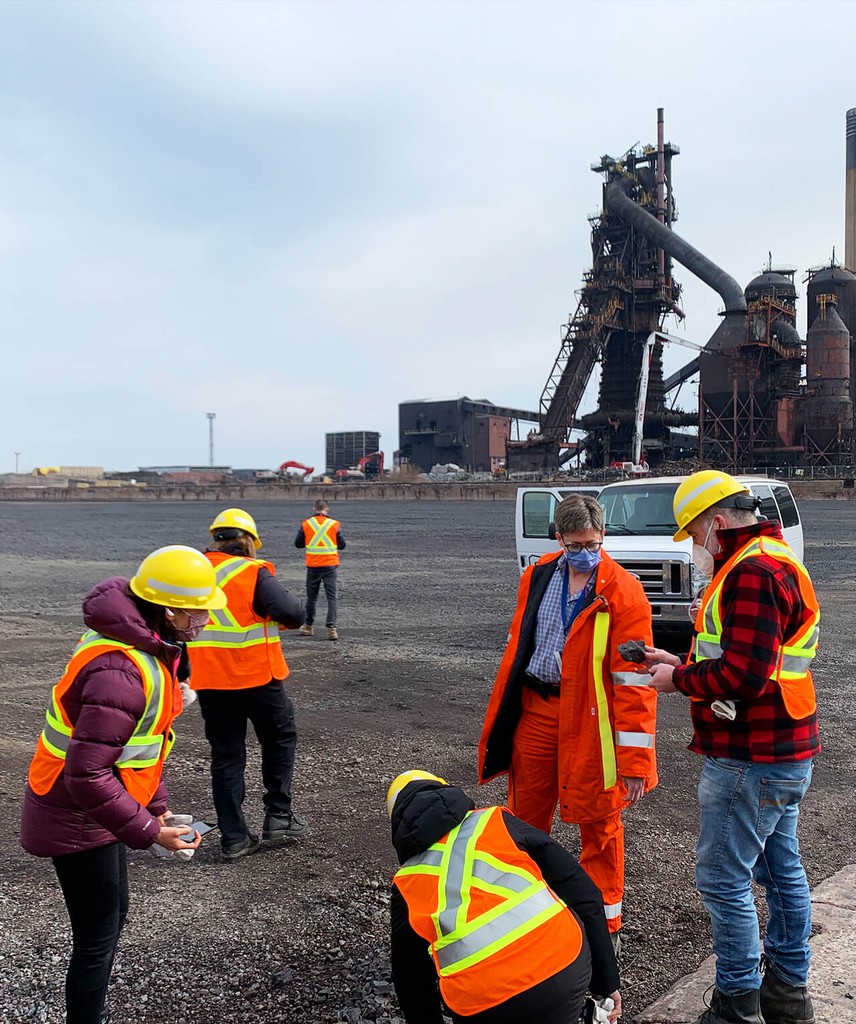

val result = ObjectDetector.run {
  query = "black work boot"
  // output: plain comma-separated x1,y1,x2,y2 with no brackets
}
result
696,988,765,1024
760,967,814,1024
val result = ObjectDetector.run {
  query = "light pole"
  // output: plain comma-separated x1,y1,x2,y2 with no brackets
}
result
14,452,21,474
207,413,216,467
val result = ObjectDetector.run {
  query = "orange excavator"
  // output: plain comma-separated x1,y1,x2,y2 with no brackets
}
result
278,461,314,480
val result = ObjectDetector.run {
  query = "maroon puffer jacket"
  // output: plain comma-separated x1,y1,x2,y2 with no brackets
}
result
20,578,183,858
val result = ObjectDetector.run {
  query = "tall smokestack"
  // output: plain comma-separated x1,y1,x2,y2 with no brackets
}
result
847,108,856,270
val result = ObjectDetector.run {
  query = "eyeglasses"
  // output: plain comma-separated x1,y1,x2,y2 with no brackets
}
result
562,541,603,555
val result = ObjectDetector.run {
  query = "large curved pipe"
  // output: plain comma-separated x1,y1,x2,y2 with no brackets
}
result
605,180,747,313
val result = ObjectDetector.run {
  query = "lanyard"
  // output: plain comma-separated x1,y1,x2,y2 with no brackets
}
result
561,565,592,632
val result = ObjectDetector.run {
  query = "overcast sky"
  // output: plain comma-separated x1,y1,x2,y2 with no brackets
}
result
2,0,854,473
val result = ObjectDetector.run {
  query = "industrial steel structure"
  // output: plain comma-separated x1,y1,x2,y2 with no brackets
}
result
511,106,856,475
325,431,381,475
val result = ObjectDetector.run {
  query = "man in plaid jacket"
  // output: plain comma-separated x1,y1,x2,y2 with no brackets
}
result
646,471,820,1024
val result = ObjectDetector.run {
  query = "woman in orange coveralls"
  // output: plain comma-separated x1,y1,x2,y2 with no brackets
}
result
478,493,658,951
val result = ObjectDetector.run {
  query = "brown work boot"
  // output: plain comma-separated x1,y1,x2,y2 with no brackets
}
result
760,966,814,1024
298,624,313,636
695,988,764,1024
327,626,338,641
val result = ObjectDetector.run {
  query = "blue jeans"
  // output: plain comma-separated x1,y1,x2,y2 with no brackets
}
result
696,756,813,994
305,566,338,627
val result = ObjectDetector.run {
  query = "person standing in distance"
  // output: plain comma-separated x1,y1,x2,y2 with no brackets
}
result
645,471,820,1024
188,508,308,860
20,546,226,1024
295,498,345,641
479,493,657,956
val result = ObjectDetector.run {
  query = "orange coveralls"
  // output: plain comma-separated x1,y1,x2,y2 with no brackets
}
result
478,549,657,932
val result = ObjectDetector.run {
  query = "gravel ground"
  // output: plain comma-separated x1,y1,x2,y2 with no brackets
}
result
0,498,854,1023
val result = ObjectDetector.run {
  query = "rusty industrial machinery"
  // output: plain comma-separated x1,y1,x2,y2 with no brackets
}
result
507,109,697,474
509,106,856,476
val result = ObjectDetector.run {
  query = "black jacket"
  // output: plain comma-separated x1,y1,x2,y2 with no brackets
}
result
389,782,619,1024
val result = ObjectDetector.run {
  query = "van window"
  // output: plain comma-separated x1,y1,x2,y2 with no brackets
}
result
772,485,800,528
523,492,556,538
599,483,679,536
751,483,780,523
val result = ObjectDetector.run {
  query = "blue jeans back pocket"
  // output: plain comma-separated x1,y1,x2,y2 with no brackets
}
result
757,773,810,837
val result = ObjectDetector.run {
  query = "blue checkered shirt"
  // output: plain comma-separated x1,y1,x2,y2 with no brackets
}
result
525,556,595,684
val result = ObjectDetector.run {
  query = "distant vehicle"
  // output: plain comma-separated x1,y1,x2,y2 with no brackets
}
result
278,461,314,481
515,476,804,643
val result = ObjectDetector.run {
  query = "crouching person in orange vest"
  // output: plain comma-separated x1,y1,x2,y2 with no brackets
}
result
387,771,621,1024
20,546,227,1024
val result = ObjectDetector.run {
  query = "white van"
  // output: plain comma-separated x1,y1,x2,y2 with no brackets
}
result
514,476,804,641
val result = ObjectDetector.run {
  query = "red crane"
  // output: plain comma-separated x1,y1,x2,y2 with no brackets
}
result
278,461,314,480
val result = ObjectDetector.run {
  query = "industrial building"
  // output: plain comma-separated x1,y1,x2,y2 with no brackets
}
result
398,398,538,474
325,431,381,474
509,106,856,476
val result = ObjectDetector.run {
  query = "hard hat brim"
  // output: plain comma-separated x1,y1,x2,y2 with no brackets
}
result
205,585,228,610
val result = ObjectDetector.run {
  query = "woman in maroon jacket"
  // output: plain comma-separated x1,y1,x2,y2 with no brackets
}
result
20,545,226,1024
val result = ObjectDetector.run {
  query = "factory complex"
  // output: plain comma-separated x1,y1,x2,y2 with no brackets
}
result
6,107,856,493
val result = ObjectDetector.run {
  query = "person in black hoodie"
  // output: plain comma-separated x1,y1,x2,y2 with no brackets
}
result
388,771,621,1024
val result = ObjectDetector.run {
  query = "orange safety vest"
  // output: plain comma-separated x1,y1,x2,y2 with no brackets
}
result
28,631,179,806
188,552,287,690
690,534,819,720
393,806,583,1016
302,515,340,567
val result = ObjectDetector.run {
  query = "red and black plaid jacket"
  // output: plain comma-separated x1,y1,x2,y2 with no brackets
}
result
673,519,820,762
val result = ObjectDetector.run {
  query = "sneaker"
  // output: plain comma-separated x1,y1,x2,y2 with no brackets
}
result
298,624,314,636
221,833,262,861
262,811,310,840
609,930,622,962
327,627,338,641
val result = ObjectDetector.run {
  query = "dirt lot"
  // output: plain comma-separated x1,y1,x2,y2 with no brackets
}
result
1,498,854,1023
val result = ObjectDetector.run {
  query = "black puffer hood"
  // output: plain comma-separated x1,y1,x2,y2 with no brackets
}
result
390,781,475,864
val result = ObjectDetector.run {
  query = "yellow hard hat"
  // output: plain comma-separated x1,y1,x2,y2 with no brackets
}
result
129,545,228,610
672,471,749,541
208,507,262,548
386,770,448,817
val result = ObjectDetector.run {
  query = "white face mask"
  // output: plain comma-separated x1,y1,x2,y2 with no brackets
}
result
691,518,720,578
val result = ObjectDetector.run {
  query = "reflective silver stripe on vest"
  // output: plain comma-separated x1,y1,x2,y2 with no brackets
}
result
695,639,723,660
41,637,166,769
434,887,560,970
781,654,815,673
306,519,336,552
436,811,483,936
615,731,654,749
471,859,531,894
612,671,648,686
194,623,273,645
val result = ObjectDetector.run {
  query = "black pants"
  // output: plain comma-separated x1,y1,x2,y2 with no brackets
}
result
52,842,128,1024
305,566,338,626
197,680,297,845
451,951,592,1024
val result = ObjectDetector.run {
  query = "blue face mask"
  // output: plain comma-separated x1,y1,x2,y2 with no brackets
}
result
565,547,601,574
